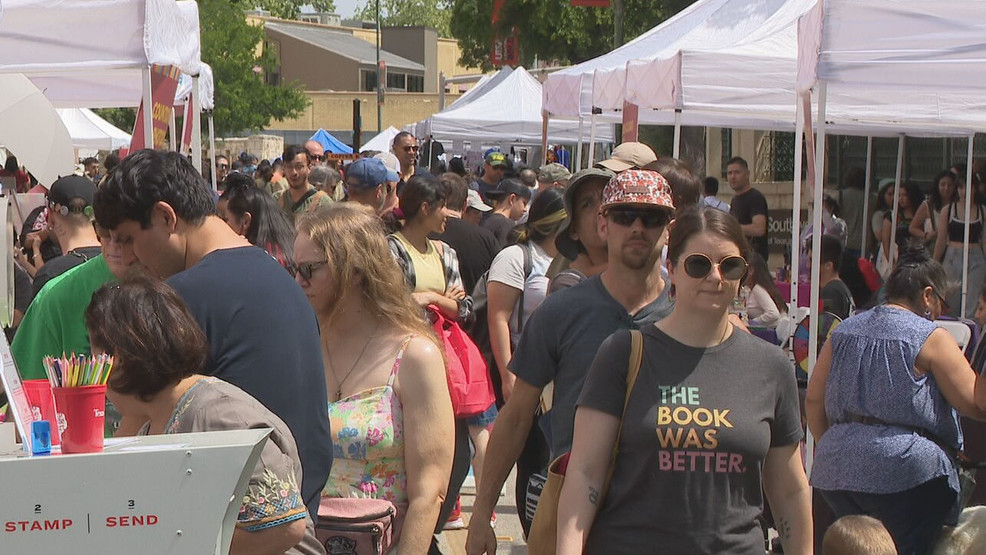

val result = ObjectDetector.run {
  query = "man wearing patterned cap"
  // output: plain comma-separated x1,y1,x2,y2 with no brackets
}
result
30,175,102,296
467,169,676,551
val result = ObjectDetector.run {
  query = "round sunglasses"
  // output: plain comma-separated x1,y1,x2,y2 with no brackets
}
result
681,253,748,281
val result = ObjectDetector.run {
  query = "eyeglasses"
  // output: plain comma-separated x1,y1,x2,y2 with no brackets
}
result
606,207,672,229
681,253,749,281
288,260,328,281
403,145,420,153
933,288,950,314
217,164,229,170
309,154,325,162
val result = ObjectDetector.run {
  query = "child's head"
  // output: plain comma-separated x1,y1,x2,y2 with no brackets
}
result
823,515,897,555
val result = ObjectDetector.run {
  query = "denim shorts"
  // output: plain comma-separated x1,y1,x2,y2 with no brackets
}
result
465,402,498,429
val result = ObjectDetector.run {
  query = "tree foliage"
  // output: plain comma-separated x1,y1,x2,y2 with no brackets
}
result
450,0,694,71
256,0,337,19
94,108,137,135
200,0,309,136
354,0,453,38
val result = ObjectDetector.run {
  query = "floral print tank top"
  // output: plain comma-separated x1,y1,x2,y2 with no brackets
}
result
323,335,413,504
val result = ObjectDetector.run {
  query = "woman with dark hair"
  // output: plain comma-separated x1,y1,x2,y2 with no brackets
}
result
295,205,453,553
219,182,296,268
881,182,924,256
933,175,986,317
911,170,956,250
745,252,788,329
1,154,30,192
387,173,472,322
871,181,896,250
85,275,323,555
557,205,810,554
807,245,986,554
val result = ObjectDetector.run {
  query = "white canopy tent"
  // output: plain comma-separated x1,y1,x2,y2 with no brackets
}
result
360,126,400,154
419,66,613,145
0,0,211,176
57,108,132,151
797,0,986,387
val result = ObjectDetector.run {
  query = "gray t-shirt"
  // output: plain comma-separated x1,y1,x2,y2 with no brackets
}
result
509,274,673,460
578,326,803,554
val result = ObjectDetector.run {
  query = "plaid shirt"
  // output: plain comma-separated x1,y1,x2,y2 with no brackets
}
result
388,235,474,323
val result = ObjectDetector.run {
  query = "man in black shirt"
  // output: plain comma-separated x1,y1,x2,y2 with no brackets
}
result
812,234,855,320
94,150,332,522
482,178,531,248
471,152,508,202
727,156,770,261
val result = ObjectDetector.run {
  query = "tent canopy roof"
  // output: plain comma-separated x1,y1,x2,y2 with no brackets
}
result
57,108,132,150
310,129,354,154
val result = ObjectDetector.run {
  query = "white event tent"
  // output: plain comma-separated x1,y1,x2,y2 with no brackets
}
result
56,109,132,151
360,126,400,154
0,0,212,175
418,67,614,146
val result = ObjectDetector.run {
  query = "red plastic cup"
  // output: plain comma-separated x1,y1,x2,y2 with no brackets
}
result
22,380,60,445
52,385,107,454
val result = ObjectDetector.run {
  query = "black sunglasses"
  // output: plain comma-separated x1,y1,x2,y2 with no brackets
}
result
606,207,672,229
682,253,749,281
403,145,420,153
933,287,950,314
309,154,325,162
288,260,328,281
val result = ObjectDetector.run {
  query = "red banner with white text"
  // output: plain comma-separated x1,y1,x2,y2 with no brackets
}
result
130,65,182,152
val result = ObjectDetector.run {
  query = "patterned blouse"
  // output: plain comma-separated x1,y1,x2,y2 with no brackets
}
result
140,377,323,555
323,336,413,508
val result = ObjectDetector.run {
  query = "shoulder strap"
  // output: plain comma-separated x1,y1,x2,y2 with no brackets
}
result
602,330,644,498
291,188,319,212
515,243,534,332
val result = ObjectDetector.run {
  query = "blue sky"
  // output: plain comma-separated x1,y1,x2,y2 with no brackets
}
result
333,0,360,17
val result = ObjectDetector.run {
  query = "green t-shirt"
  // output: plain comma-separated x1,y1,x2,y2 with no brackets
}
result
12,255,115,380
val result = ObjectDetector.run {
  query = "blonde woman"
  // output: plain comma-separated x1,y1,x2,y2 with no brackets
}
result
295,204,454,553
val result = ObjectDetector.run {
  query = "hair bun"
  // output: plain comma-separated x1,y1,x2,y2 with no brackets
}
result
897,241,933,267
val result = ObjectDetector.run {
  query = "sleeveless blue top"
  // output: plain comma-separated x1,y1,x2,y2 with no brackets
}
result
810,305,961,499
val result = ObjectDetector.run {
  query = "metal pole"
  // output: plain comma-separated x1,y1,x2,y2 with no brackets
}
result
208,112,217,192
861,137,873,259
807,83,827,476
791,99,805,309
439,72,446,111
142,67,154,149
191,76,202,173
376,0,382,134
963,135,975,318
889,135,905,267
169,109,177,152
587,112,598,168
575,116,584,170
672,109,682,159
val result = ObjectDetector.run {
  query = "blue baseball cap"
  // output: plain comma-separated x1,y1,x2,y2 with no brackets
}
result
346,158,393,190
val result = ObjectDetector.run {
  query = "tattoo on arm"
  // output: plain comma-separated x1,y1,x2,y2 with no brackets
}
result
588,486,600,506
777,517,792,541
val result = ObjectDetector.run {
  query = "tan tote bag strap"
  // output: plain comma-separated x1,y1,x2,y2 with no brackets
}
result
602,329,644,496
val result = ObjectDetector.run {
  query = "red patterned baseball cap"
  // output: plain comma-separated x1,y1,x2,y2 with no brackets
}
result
600,169,675,211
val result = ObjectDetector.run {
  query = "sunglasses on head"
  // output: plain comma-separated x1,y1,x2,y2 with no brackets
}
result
681,253,749,281
288,260,328,281
606,207,672,229
933,287,950,314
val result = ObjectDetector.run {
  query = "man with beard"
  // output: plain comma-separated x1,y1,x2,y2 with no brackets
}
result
466,170,676,552
275,144,332,225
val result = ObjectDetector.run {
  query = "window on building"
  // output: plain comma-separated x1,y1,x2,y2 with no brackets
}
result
265,40,281,87
407,74,424,93
361,69,378,92
387,72,406,91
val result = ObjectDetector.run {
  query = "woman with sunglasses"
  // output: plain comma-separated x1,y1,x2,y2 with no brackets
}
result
295,204,454,554
218,175,296,269
807,245,986,555
557,205,810,554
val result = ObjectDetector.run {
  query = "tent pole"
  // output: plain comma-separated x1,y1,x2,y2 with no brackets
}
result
889,135,905,268
962,135,975,318
541,111,549,167
576,117,584,170
191,76,202,173
861,137,873,259
672,109,682,159
807,83,827,476
142,67,154,149
587,112,598,168
209,112,217,192
169,109,177,152
791,99,805,309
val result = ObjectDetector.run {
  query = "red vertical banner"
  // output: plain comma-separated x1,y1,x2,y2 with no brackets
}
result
491,0,518,67
130,65,182,152
180,91,195,155
622,101,639,143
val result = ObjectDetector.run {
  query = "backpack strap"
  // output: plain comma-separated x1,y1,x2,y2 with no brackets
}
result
515,243,534,332
602,330,644,499
290,188,320,212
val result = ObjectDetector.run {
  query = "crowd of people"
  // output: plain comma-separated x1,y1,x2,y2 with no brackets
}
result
4,131,986,555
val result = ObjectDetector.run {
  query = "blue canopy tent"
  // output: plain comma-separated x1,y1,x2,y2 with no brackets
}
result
309,128,353,154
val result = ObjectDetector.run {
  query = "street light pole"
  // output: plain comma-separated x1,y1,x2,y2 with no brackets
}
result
376,0,382,134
